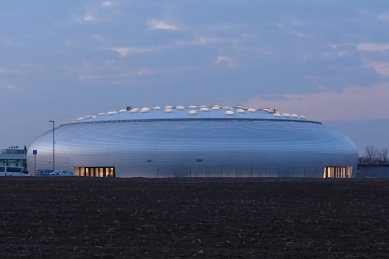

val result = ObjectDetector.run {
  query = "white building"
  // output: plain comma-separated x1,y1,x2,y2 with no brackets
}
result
0,147,27,169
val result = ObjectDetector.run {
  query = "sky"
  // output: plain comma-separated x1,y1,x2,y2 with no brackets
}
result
1,0,389,154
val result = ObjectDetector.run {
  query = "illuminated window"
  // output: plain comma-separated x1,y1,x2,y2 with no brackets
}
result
74,167,115,177
323,166,352,178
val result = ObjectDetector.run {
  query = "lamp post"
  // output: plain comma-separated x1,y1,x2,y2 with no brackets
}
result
33,149,37,175
49,120,55,171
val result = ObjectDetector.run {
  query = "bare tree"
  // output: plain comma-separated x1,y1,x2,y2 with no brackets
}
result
358,156,365,163
380,147,388,163
365,145,379,164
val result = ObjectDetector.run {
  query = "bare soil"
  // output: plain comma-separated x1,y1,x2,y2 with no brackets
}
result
1,177,389,258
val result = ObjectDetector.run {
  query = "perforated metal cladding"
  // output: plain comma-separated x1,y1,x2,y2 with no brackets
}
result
27,119,357,177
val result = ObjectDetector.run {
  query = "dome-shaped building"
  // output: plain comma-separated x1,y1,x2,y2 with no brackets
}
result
27,105,357,178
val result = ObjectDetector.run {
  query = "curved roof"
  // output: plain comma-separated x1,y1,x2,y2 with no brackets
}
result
76,105,309,123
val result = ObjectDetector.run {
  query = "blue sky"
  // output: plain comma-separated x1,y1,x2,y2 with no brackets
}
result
1,0,389,153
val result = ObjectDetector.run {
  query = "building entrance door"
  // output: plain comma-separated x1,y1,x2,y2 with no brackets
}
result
74,167,115,177
323,166,352,178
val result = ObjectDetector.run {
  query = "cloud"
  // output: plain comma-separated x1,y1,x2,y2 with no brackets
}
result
83,13,95,22
171,37,220,48
245,84,389,121
337,50,348,57
135,68,152,76
191,37,219,46
105,37,220,57
147,20,179,31
65,61,154,85
105,47,155,57
92,34,105,42
0,38,20,47
1,84,15,90
75,0,116,24
101,1,112,7
378,13,389,22
21,63,44,69
75,12,96,23
109,48,130,57
214,56,235,67
356,42,389,52
367,62,389,77
0,66,24,76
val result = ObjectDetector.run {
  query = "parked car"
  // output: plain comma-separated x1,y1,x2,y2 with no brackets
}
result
49,170,74,176
35,169,53,176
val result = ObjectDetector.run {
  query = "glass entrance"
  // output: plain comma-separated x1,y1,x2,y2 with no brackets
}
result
323,166,352,178
74,167,115,177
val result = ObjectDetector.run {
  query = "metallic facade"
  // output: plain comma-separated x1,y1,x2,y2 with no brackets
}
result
27,106,357,177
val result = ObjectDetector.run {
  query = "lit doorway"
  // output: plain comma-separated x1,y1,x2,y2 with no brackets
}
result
323,166,352,178
74,167,115,177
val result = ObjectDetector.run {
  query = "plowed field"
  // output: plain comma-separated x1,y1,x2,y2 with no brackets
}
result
1,177,388,257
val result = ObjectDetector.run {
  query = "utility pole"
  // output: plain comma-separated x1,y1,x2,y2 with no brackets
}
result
49,120,55,171
33,150,37,175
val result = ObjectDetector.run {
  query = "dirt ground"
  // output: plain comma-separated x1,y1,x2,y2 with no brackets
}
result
1,177,389,258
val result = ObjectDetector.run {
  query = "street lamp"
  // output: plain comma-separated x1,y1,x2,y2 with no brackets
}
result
33,149,37,175
49,120,55,171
